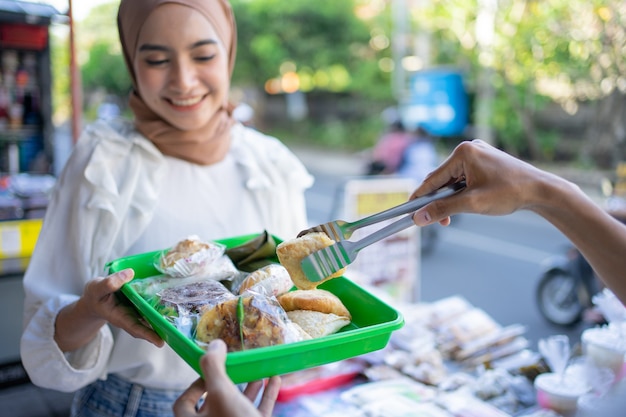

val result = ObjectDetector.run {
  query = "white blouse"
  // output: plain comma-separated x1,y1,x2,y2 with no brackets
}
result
20,120,313,391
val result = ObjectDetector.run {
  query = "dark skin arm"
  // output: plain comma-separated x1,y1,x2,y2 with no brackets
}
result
411,140,626,304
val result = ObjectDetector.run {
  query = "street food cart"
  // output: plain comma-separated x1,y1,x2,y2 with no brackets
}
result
0,0,60,387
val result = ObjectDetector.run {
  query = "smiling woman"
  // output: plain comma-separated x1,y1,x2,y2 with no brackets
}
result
20,1,313,416
119,0,237,165
130,4,231,159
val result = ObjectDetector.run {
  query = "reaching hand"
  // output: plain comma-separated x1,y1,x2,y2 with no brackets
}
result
409,138,626,313
173,339,281,417
410,139,563,226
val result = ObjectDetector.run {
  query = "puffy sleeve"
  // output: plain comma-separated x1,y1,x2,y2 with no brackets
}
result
20,121,165,392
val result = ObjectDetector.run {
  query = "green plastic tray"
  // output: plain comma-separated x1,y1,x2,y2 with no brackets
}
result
108,233,404,384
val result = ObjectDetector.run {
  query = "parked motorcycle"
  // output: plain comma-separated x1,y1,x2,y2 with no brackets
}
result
535,246,601,327
536,170,626,327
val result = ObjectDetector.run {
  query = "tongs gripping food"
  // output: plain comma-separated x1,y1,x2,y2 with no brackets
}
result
300,180,467,282
298,180,467,241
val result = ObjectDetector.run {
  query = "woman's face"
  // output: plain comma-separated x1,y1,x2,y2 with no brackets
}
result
134,4,230,130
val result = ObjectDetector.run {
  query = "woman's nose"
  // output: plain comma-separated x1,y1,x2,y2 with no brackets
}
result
169,60,197,92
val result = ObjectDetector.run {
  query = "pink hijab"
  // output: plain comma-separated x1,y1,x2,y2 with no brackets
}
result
117,0,237,165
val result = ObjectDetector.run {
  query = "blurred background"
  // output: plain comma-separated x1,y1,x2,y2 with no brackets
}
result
1,2,626,414
23,0,626,173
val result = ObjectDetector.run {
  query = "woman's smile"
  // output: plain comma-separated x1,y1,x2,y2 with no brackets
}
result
167,94,207,109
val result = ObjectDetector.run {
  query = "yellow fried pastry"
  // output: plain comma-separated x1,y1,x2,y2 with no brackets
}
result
278,289,351,319
276,232,346,290
286,310,351,339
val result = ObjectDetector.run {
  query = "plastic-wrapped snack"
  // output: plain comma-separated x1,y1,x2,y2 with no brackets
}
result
195,292,309,352
155,235,226,277
363,364,407,382
237,264,294,297
157,279,236,316
129,274,208,300
203,255,240,282
277,289,352,338
341,379,438,408
436,391,513,417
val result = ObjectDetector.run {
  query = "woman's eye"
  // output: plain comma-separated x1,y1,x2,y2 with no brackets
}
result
145,58,169,66
195,55,216,62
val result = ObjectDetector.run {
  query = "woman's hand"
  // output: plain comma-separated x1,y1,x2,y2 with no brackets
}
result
173,339,280,417
55,268,164,352
410,139,564,227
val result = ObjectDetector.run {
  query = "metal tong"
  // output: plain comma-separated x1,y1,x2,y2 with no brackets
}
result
299,180,467,282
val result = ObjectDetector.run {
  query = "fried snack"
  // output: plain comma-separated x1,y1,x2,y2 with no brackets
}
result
238,264,294,297
276,232,346,290
286,310,351,339
196,295,297,352
278,289,351,319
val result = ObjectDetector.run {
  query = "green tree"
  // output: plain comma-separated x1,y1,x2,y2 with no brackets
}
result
50,28,71,122
80,40,130,97
78,1,130,115
421,0,626,165
231,0,390,99
62,0,626,162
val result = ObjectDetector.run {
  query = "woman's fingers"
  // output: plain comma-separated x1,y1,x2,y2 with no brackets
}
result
112,303,164,346
81,269,165,346
94,269,135,296
199,340,280,417
257,376,281,417
82,269,134,306
242,380,263,402
80,269,134,320
200,340,229,382
172,378,205,417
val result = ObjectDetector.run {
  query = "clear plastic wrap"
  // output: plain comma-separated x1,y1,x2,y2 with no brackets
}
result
155,235,227,277
237,263,294,296
132,247,350,353
129,275,235,338
195,290,311,352
157,280,236,315
129,256,239,299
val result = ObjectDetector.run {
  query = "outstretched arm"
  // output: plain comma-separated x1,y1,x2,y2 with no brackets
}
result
411,140,626,304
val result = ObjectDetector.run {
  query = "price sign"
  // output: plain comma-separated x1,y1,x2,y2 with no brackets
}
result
342,177,420,303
